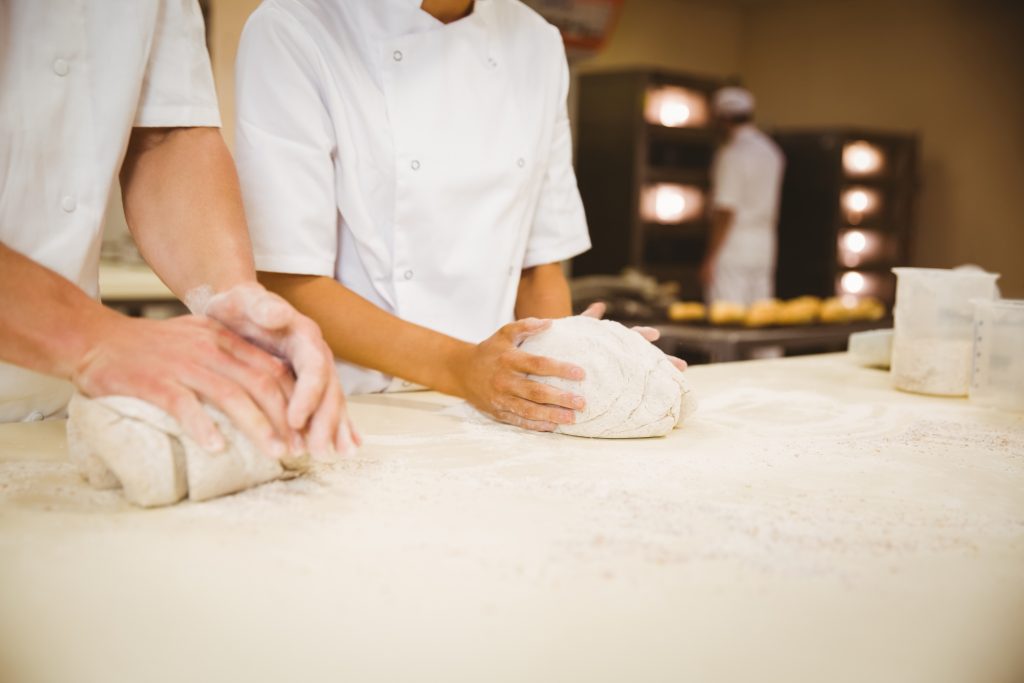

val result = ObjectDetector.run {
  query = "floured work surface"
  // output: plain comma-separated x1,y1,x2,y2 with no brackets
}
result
1,354,1022,683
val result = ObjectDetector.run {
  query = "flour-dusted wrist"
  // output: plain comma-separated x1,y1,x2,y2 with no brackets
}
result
184,284,216,315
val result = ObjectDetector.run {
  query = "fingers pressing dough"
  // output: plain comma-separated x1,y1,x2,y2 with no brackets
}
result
67,394,309,508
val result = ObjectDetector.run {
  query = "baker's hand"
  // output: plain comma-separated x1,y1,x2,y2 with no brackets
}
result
581,302,687,371
73,315,300,459
190,282,358,458
456,318,586,432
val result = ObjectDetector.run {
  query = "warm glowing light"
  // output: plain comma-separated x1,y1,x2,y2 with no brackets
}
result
842,187,881,224
844,230,868,254
847,190,869,212
841,271,866,294
838,229,886,267
659,101,691,127
843,141,885,176
644,86,709,128
655,187,686,222
640,183,705,224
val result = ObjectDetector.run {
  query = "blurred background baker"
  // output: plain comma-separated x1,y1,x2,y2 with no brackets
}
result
700,87,786,306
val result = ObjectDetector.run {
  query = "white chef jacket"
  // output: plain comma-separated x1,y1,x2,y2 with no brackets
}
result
0,0,220,422
234,0,591,395
709,124,785,303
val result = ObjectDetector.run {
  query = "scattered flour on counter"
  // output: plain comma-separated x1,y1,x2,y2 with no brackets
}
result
694,387,902,441
4,379,1023,589
891,338,974,396
0,461,126,510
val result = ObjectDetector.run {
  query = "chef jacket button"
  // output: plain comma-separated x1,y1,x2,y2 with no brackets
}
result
24,411,44,422
488,57,498,68
403,270,414,280
53,58,70,76
61,195,77,213
517,157,525,168
393,50,403,62
410,159,420,171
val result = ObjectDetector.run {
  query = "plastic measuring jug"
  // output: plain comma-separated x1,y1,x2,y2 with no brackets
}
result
970,299,1024,411
890,267,1000,396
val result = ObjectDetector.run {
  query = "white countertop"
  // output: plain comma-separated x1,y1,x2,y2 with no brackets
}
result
1,354,1022,683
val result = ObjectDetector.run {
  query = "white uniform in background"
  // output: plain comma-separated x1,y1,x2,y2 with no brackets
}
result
234,0,591,395
709,123,785,305
0,0,220,423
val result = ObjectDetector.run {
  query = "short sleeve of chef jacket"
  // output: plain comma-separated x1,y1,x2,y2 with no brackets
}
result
134,0,221,128
233,6,339,277
521,30,591,269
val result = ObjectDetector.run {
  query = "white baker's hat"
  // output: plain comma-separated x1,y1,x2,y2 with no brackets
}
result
712,86,755,117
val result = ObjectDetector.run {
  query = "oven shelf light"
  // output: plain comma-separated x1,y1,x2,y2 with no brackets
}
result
843,140,885,177
842,186,882,224
644,86,709,129
840,270,867,295
641,183,705,224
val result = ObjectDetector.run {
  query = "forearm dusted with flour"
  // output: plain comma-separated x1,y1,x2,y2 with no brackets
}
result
120,127,256,303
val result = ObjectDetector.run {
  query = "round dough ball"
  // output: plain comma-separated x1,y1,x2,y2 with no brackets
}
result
709,301,747,325
668,301,707,322
777,296,822,326
852,296,887,321
744,299,782,327
518,317,697,438
820,297,856,324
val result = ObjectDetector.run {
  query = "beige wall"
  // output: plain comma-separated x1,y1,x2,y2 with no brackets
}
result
576,0,742,77
209,0,262,150
740,0,1024,296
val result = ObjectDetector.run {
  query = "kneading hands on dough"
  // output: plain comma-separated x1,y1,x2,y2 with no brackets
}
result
0,127,355,460
1,1,355,463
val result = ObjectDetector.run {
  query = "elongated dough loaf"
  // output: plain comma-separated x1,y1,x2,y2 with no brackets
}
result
67,394,309,507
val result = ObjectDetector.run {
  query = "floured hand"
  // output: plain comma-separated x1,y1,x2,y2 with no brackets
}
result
455,318,587,432
190,282,358,458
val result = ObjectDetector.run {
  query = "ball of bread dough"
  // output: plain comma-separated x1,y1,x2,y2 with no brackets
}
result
852,296,886,321
67,394,309,508
517,317,697,438
777,296,822,326
744,299,782,327
667,301,707,322
709,301,747,325
820,297,856,324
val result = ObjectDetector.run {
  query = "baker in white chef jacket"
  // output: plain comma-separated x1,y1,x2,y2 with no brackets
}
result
235,0,666,432
0,1,355,458
700,87,786,305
